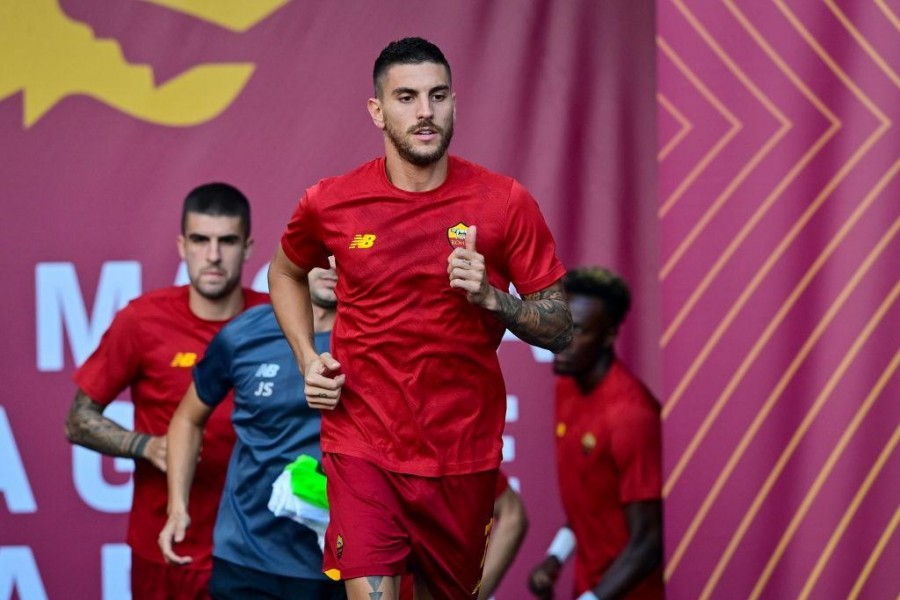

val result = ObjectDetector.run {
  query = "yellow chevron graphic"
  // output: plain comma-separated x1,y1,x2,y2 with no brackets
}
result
657,92,693,161
142,0,289,33
847,494,900,600
770,352,900,600
657,36,742,218
0,0,261,127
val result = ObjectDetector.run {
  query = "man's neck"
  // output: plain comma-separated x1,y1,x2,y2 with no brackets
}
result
383,150,449,192
575,351,615,395
312,304,336,333
188,286,245,321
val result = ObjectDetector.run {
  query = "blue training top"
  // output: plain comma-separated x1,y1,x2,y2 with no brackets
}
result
193,303,330,579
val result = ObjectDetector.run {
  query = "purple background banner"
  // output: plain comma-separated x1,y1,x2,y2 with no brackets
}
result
1,1,657,598
11,1,896,599
659,1,899,598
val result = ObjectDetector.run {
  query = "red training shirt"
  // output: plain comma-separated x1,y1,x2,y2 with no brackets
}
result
555,359,663,598
73,286,268,568
281,156,565,476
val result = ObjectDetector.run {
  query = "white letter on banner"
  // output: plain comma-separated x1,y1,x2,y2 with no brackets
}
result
252,262,270,292
73,401,134,512
35,262,141,371
0,547,47,600
0,408,36,513
101,544,130,600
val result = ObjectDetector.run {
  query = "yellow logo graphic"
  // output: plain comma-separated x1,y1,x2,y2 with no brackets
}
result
170,352,198,367
447,222,469,249
0,0,287,127
556,422,566,437
349,234,376,249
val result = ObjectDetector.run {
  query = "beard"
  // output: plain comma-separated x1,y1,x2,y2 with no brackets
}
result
191,272,241,301
386,118,454,166
311,292,337,310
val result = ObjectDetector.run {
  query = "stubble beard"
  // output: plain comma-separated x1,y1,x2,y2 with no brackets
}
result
192,272,241,301
386,119,454,167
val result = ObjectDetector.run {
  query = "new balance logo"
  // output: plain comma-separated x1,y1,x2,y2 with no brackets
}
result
254,363,280,378
170,352,197,367
349,234,376,249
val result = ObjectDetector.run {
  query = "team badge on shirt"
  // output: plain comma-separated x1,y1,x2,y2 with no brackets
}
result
447,222,469,248
336,534,344,558
581,432,597,453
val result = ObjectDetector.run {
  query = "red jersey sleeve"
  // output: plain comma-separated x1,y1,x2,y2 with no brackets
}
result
280,190,330,270
503,181,566,295
72,305,142,406
607,393,662,503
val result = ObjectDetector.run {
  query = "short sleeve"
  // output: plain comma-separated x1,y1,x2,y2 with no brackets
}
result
280,190,330,270
193,328,236,408
504,182,566,295
607,395,662,503
73,306,142,406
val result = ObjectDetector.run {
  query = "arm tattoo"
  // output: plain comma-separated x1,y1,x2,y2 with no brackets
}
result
493,282,573,353
65,390,150,459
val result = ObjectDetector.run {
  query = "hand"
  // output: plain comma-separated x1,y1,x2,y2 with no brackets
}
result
143,435,167,472
529,555,562,599
158,512,193,565
304,352,345,410
447,225,496,309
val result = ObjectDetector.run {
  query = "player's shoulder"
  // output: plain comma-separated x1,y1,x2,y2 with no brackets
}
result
121,286,186,316
607,360,660,411
243,288,270,307
449,155,514,187
224,303,275,332
310,157,384,198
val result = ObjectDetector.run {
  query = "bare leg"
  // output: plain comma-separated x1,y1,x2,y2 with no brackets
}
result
345,575,402,600
413,575,435,600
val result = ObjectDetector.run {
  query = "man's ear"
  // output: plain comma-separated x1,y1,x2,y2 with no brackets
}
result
176,235,186,260
243,237,254,262
367,97,385,130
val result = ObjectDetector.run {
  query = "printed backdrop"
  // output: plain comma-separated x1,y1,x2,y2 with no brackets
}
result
3,1,896,600
658,1,899,599
1,1,657,599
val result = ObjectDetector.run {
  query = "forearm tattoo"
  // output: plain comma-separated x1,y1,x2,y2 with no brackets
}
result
65,390,150,459
493,282,573,353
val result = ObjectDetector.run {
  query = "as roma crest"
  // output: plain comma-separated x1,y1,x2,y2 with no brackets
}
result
447,222,469,248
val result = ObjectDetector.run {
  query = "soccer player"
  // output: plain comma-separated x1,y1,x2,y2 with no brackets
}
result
65,183,268,599
159,259,344,599
268,37,572,600
528,267,663,600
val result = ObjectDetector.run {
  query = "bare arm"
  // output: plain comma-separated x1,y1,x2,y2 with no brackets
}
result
479,487,529,600
587,500,663,599
490,282,572,353
159,383,212,565
448,225,572,353
268,245,344,409
64,388,166,471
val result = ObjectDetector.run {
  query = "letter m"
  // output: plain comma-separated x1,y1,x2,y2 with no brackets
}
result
36,262,141,371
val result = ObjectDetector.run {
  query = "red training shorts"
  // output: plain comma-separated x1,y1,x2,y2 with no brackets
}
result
130,551,211,600
322,453,498,599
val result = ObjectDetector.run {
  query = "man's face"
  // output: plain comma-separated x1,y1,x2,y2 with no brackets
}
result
177,213,250,301
308,256,337,309
372,62,455,166
553,294,615,376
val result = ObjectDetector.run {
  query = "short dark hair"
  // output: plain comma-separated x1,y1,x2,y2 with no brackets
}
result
373,37,451,97
563,267,632,329
181,182,251,237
